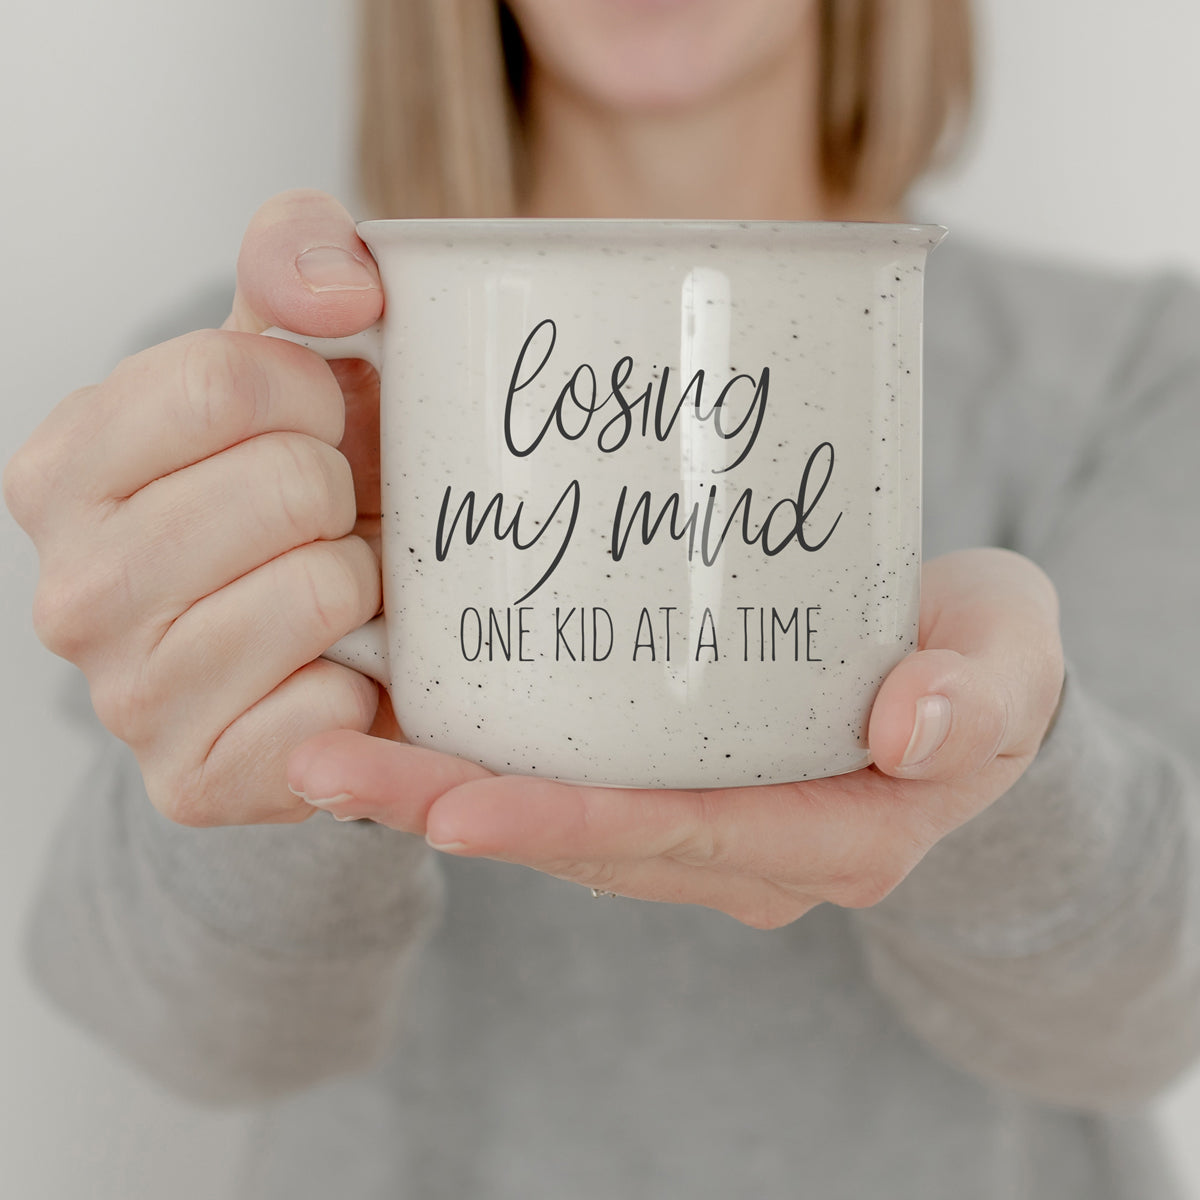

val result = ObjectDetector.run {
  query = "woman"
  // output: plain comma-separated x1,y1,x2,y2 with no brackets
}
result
6,1,1200,1196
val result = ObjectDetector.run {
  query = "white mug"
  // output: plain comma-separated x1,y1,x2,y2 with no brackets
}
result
268,219,944,788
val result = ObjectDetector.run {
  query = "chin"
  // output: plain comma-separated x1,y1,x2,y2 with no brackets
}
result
508,0,816,115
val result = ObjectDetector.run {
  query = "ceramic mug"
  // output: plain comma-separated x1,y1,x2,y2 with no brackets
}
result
267,219,944,788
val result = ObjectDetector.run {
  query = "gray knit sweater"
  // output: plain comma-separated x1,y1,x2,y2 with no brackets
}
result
24,236,1200,1198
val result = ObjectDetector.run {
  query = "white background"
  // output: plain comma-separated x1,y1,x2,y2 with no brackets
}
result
2,1,1198,1195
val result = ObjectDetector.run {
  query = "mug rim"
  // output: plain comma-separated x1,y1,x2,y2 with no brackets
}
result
356,217,947,250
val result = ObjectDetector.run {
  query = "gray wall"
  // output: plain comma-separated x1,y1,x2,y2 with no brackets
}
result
3,1,1198,1194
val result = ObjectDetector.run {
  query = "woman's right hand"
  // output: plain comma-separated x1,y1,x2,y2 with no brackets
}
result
4,190,391,826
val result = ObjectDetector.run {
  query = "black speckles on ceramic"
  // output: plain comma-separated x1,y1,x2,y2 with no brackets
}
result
328,219,943,788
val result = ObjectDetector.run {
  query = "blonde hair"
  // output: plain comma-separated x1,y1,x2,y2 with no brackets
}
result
358,0,973,219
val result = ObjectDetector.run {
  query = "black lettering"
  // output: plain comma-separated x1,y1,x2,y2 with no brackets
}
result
435,479,582,604
610,486,699,561
712,368,770,472
806,606,822,662
488,608,511,660
592,608,614,662
555,607,576,662
503,318,558,457
771,607,799,662
459,608,483,662
633,608,656,661
659,606,677,661
518,607,534,662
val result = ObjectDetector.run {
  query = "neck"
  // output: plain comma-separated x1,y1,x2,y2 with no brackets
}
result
517,30,888,222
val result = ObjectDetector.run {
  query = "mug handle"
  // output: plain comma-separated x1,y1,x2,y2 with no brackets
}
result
262,323,391,688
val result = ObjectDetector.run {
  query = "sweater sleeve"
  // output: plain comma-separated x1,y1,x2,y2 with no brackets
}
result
851,270,1200,1111
23,695,444,1106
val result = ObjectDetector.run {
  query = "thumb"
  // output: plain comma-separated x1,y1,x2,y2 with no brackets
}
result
222,188,383,336
868,549,1065,784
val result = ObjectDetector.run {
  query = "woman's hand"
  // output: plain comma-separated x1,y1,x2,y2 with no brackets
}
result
4,189,395,826
287,548,1065,927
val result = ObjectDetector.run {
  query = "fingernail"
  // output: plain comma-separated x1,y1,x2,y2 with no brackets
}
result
296,246,376,293
287,782,358,818
900,695,953,768
426,836,471,855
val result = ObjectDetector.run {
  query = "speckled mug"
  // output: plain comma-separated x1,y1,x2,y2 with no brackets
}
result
267,219,944,788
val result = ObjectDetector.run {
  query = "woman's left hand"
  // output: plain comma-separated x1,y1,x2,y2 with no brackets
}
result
287,548,1065,928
